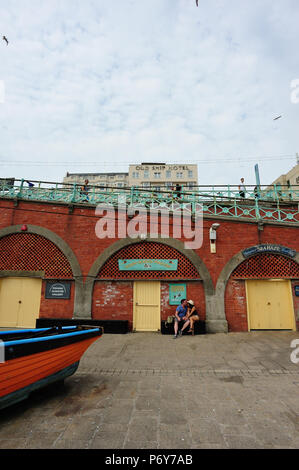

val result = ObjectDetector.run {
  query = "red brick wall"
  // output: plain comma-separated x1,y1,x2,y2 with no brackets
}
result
92,280,204,330
161,281,205,321
0,199,298,331
225,279,248,332
1,200,298,284
92,281,133,328
39,280,74,319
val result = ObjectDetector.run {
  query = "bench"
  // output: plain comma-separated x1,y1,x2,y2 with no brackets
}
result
161,319,206,335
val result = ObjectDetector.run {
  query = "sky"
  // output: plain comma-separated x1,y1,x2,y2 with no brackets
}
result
0,0,299,186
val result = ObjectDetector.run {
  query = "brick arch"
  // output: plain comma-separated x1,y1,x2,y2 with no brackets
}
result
97,241,200,280
85,236,215,323
0,232,73,278
215,244,299,332
0,225,82,278
231,253,299,279
0,225,84,319
88,236,213,288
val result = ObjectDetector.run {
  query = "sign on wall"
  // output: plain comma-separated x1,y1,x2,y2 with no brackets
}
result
169,283,187,305
295,286,299,297
45,281,71,299
118,259,178,271
243,244,296,259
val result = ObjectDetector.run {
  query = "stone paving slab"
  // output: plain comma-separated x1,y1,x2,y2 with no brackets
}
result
0,331,299,449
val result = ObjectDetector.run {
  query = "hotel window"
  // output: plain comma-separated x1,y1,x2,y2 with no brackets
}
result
144,170,149,178
176,172,183,178
154,172,161,179
188,170,193,178
132,172,139,178
166,170,171,178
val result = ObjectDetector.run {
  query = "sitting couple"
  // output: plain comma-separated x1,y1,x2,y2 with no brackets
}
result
173,298,199,338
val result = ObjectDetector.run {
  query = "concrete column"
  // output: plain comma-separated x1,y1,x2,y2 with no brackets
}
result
73,277,95,320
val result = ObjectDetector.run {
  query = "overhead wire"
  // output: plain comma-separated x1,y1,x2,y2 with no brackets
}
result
0,154,297,167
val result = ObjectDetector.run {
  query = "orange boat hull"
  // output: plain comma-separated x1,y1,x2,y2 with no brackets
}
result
0,336,98,400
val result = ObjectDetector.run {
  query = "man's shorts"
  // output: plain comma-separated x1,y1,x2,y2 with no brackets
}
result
174,317,188,330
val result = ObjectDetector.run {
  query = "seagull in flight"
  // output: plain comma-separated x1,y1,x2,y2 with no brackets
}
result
273,115,282,121
2,36,9,45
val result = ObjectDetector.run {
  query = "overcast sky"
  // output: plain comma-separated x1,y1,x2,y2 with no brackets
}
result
0,0,298,186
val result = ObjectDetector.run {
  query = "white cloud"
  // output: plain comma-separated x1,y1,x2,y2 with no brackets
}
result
0,0,298,185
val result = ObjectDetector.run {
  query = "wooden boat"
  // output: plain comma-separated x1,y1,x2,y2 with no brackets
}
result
0,325,102,410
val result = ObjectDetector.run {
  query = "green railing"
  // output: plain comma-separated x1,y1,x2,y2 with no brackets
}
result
0,178,299,224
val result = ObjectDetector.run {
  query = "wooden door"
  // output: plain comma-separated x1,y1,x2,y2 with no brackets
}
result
246,279,295,330
0,277,42,328
133,281,160,331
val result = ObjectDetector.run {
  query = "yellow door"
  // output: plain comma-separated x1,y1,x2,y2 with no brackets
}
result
246,279,296,330
0,277,42,328
133,281,160,331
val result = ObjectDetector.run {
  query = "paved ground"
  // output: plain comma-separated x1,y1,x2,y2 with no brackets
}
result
1,330,299,449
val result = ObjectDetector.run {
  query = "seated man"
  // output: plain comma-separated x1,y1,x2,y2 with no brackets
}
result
173,298,188,339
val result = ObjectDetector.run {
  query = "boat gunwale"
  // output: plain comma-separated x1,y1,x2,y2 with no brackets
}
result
0,326,77,337
0,326,102,346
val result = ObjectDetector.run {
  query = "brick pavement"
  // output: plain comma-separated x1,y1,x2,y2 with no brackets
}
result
0,331,299,449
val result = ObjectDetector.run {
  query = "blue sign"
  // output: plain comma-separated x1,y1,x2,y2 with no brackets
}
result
169,284,187,305
118,259,178,271
243,244,296,259
295,286,299,297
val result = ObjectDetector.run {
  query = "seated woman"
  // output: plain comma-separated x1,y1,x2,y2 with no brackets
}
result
186,300,200,335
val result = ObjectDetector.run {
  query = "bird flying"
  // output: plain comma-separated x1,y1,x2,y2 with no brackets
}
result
196,0,199,5
2,36,8,45
273,115,282,121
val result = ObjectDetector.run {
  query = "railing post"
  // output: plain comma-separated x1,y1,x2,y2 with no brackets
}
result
255,197,260,220
130,186,134,206
52,183,58,200
17,179,24,198
71,183,78,203
91,184,95,204
273,184,279,202
212,186,217,214
192,192,196,216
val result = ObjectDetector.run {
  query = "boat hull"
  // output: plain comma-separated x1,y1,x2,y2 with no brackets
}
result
0,362,79,410
0,327,102,410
